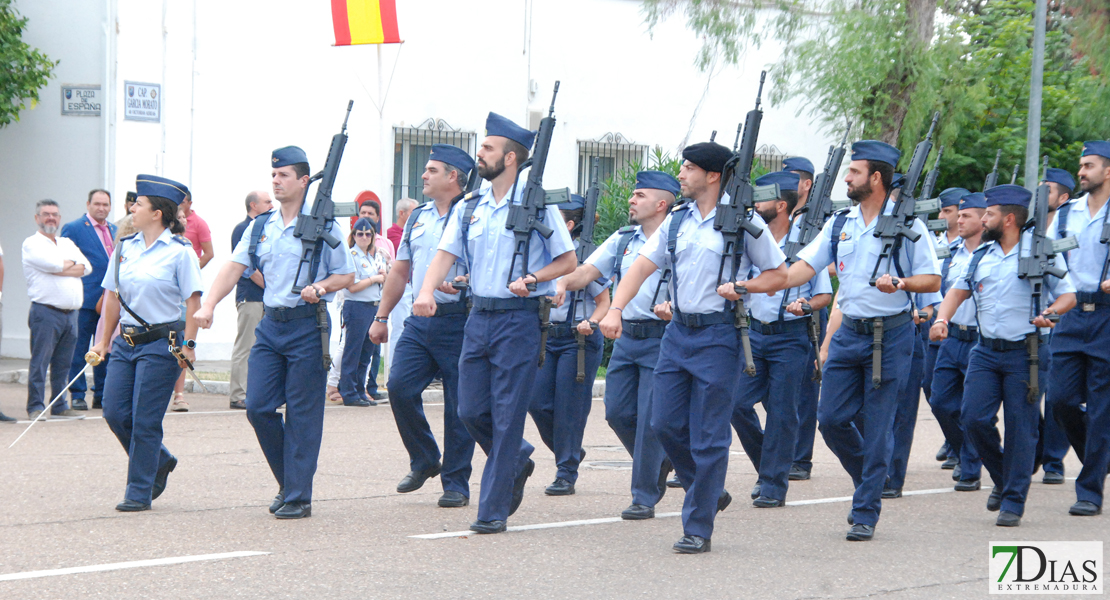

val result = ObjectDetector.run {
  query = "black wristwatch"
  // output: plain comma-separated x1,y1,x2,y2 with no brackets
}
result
183,339,197,349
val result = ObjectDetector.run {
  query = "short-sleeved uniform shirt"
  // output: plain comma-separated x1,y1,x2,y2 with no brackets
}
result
1049,194,1108,292
346,244,388,303
101,229,204,326
749,230,833,323
398,202,468,305
586,225,664,322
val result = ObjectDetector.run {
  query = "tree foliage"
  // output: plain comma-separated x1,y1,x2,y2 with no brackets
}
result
0,0,56,128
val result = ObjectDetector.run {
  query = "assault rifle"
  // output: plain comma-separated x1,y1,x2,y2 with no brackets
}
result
573,158,601,382
291,100,353,370
1018,157,1068,402
716,71,768,377
505,81,560,291
1010,162,1021,185
984,149,1002,191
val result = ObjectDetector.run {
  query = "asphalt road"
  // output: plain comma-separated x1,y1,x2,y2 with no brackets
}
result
0,383,1102,599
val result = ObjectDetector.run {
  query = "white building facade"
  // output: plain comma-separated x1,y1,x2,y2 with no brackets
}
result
0,0,839,360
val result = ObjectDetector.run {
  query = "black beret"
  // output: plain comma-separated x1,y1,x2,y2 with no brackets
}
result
682,142,733,173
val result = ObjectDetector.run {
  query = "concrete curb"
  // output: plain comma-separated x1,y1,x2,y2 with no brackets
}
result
1,369,607,399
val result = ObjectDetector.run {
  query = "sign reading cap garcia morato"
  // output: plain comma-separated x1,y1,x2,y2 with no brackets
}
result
990,541,1102,594
123,81,161,122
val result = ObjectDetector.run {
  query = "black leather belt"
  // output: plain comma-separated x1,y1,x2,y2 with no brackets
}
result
672,309,732,329
750,318,809,335
264,303,317,322
347,300,380,307
33,302,74,314
121,320,183,347
979,334,1046,351
843,311,912,335
622,319,666,339
950,324,979,342
1076,291,1110,312
470,295,540,312
434,301,469,317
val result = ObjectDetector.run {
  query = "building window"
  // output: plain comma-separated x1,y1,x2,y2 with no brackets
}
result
392,119,476,217
576,133,648,194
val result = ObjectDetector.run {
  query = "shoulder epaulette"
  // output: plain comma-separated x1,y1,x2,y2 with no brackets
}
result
462,190,482,202
172,234,192,247
617,225,637,234
833,207,851,216
671,201,691,214
119,232,139,242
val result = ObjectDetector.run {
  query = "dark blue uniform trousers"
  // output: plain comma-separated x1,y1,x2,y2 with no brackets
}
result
1040,394,1071,476
529,329,603,484
246,314,328,504
651,322,739,540
387,313,474,496
963,342,1049,516
793,308,827,472
458,309,537,522
929,336,983,482
339,300,380,404
27,303,78,414
886,328,925,491
1049,308,1110,506
67,307,109,403
732,327,810,501
604,334,668,506
102,334,179,504
818,320,914,527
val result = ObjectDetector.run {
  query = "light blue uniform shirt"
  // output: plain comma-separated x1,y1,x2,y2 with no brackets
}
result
101,229,204,327
750,228,832,323
796,204,940,320
397,202,467,305
954,236,1076,342
639,205,786,315
1049,195,1109,292
438,184,575,299
551,272,611,323
346,244,386,302
941,241,979,327
586,225,664,322
230,209,355,308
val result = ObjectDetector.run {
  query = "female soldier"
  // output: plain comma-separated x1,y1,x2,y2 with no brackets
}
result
529,197,611,496
90,175,203,512
339,217,389,406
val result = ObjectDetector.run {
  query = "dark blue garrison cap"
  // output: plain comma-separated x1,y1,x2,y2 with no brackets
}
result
892,173,904,187
485,112,535,149
1082,141,1110,161
429,144,475,174
851,140,901,168
755,170,800,192
939,187,970,208
1043,168,1075,193
562,194,586,210
959,192,986,210
353,217,375,231
272,146,309,169
782,156,815,175
635,171,680,196
136,175,189,205
682,142,733,173
984,184,1032,208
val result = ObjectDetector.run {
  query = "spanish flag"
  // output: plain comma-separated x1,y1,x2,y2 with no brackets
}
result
331,0,402,46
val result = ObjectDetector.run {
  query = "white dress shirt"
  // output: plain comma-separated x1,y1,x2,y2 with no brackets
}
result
22,231,92,310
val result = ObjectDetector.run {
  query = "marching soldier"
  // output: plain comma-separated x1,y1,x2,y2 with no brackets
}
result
369,144,477,508
932,184,1075,527
730,170,832,507
194,146,355,519
414,113,577,534
562,171,679,519
89,175,203,512
927,191,987,492
1048,142,1110,517
784,141,941,541
599,141,788,554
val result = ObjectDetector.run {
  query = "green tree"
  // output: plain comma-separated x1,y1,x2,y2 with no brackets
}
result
0,0,57,128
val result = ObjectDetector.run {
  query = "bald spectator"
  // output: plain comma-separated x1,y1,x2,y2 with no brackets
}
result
228,190,272,410
22,200,91,420
387,198,417,252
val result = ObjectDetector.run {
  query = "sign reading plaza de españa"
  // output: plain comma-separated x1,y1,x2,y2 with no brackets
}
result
123,81,161,122
60,85,101,116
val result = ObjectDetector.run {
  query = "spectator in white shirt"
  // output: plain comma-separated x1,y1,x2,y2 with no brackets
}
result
22,200,92,419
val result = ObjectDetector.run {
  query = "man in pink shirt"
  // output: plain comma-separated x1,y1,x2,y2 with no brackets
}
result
181,192,214,268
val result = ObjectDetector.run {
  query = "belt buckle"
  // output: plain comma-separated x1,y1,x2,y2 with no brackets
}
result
1083,303,1096,312
122,330,136,347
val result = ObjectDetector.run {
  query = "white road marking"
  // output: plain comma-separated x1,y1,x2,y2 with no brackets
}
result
410,486,965,539
0,551,269,582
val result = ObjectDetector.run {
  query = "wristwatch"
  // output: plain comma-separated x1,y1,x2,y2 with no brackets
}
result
183,339,197,349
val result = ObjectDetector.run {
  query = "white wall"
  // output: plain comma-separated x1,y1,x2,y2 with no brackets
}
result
1,0,841,360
